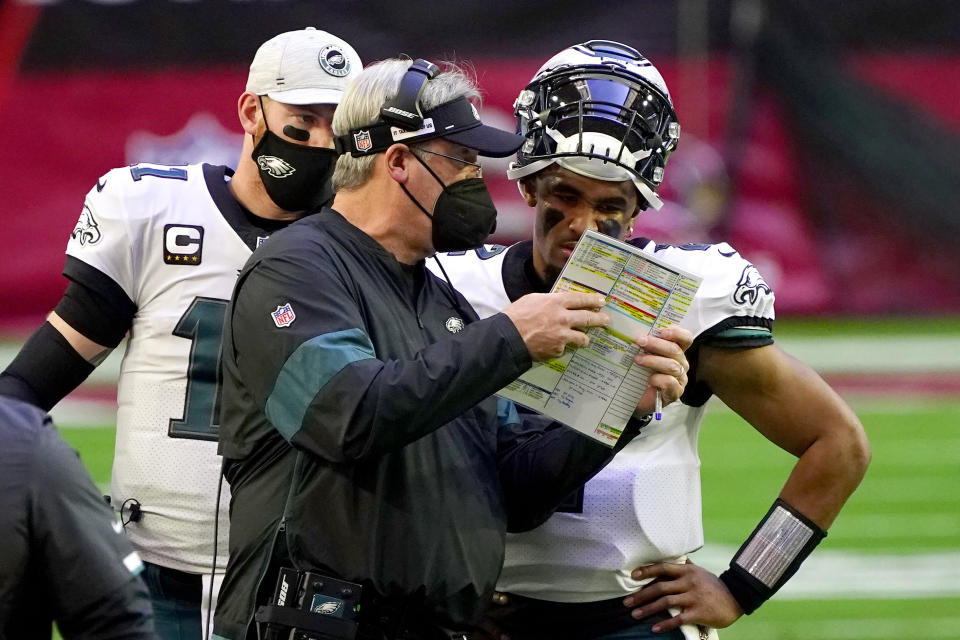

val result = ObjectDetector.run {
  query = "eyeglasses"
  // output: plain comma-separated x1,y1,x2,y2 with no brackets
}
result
413,147,483,178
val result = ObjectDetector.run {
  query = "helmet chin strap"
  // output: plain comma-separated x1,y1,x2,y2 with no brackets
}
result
633,178,663,210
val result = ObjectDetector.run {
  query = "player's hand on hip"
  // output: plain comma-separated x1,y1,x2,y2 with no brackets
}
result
633,325,693,414
502,292,609,361
623,561,742,631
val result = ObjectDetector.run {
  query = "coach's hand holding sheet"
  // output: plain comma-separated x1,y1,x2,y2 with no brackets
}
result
502,291,610,360
500,230,700,445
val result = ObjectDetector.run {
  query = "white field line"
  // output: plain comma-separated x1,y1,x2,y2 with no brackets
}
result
735,618,960,639
775,335,960,373
50,398,118,428
692,544,960,599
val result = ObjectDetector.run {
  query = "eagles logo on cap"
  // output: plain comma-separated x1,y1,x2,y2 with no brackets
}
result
319,45,351,77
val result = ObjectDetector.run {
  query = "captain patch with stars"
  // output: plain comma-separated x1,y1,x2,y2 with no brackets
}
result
163,224,204,265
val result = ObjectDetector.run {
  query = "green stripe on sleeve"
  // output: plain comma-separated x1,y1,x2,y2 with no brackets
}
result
715,327,772,341
265,328,376,441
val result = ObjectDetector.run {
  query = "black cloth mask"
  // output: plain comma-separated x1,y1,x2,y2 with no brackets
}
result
401,152,498,252
251,98,336,212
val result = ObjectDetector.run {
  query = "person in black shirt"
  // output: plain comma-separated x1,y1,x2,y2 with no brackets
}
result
213,58,692,640
0,396,156,640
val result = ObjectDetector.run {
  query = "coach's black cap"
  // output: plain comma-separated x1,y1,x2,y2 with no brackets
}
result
336,96,524,158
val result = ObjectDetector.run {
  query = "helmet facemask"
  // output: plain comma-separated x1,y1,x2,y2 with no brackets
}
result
508,53,680,210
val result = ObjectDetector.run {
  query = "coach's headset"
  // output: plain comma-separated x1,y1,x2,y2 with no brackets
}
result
334,59,482,157
335,59,486,325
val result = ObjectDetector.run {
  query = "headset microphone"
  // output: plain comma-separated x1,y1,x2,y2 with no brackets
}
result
282,125,311,142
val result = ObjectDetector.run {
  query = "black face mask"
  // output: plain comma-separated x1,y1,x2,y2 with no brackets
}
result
251,98,337,212
401,152,498,252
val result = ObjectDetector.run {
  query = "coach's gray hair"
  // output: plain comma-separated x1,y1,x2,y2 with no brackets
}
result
332,58,482,192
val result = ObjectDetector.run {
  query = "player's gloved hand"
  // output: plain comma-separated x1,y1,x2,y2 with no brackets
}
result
632,325,693,415
502,292,609,361
623,560,742,632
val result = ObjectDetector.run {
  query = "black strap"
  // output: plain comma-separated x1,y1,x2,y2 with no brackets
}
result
335,96,481,158
483,591,673,639
380,59,440,129
255,604,358,639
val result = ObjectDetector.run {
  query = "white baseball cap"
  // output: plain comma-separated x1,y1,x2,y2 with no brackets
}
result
246,27,362,105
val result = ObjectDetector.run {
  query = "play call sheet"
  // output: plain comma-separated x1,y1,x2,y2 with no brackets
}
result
499,230,702,446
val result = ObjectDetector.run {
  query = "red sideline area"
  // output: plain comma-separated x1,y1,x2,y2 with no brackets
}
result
823,372,960,397
2,55,960,332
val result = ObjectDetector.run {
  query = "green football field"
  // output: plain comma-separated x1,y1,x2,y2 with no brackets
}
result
27,316,960,639
57,397,960,640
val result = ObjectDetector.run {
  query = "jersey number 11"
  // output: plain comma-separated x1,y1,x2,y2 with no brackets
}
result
169,297,228,441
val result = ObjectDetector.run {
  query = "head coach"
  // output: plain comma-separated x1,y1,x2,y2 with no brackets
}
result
213,58,689,640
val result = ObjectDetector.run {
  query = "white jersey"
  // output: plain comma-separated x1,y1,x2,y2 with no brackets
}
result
430,239,775,602
65,163,280,574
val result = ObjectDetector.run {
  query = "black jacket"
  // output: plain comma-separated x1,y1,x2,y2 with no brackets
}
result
215,209,629,635
0,398,154,640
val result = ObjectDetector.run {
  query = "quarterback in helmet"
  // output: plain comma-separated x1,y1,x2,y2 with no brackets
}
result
432,40,869,639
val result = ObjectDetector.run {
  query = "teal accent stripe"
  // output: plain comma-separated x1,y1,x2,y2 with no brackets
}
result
497,397,521,427
265,328,376,441
716,327,773,340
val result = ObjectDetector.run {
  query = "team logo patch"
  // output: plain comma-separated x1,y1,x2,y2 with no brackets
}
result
163,224,203,265
271,303,296,328
311,595,343,616
353,130,372,153
318,45,351,77
445,316,465,333
733,264,773,306
257,155,296,178
71,205,102,246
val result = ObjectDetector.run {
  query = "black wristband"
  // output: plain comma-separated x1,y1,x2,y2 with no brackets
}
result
718,566,766,615
719,498,826,615
0,322,96,411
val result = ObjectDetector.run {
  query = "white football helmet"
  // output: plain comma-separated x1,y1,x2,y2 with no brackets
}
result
508,40,680,210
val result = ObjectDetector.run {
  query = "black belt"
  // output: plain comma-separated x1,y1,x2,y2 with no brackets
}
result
482,592,674,640
256,574,471,640
356,587,471,640
143,562,202,602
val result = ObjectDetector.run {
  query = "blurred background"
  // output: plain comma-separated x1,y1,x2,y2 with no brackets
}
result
4,0,960,324
1,1,958,638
